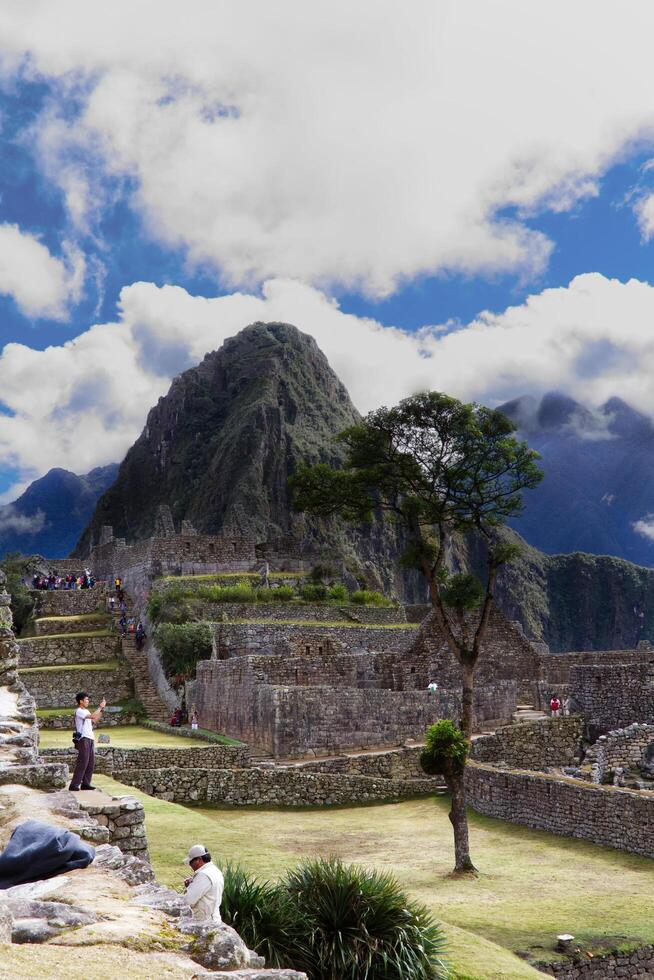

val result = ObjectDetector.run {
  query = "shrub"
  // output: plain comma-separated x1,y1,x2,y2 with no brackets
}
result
153,621,212,679
221,864,303,969
283,857,448,979
350,589,391,606
1,553,35,635
310,564,334,583
264,585,296,602
326,583,348,602
299,582,328,601
146,585,194,625
420,720,469,778
199,584,258,604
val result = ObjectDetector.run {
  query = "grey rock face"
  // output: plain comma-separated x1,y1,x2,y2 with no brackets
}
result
182,921,253,970
11,917,59,943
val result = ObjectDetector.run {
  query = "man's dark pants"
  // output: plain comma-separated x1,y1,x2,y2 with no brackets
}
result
69,737,95,790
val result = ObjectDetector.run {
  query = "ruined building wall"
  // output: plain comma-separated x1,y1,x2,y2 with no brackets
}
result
570,661,654,730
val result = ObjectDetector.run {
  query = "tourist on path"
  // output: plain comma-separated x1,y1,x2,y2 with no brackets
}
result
183,844,224,923
550,695,561,718
69,690,106,791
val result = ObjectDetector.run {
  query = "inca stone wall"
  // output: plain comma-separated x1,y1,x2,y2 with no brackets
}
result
471,717,584,770
570,661,654,730
77,795,149,859
538,944,654,978
32,587,107,617
408,608,542,700
538,646,654,688
581,722,654,783
287,745,426,779
17,633,119,667
38,706,139,729
465,761,654,859
21,665,133,707
212,621,417,659
34,615,111,636
187,653,516,756
195,602,405,625
43,742,249,773
113,764,441,806
87,531,257,595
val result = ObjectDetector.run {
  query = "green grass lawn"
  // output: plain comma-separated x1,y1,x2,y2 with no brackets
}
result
20,659,120,673
39,724,210,749
18,629,115,641
94,779,654,980
34,612,110,623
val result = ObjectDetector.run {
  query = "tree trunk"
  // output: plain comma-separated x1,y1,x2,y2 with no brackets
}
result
445,772,476,873
460,660,475,739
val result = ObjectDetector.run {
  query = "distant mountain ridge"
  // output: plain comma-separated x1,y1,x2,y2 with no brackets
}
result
499,391,654,566
0,464,119,559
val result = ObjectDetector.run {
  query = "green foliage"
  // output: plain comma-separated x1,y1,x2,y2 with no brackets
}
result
283,857,448,979
299,582,328,601
199,584,259,604
153,622,212,681
0,553,35,635
221,858,448,979
420,720,469,779
350,589,392,607
292,391,543,573
441,573,484,612
221,864,302,969
267,585,296,601
146,586,194,625
310,564,334,582
326,583,348,601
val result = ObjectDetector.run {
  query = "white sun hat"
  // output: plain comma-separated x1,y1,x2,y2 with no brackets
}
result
184,844,208,865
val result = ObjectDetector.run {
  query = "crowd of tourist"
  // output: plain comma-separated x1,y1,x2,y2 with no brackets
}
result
31,570,95,590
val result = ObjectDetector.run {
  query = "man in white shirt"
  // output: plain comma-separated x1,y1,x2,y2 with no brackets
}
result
183,844,224,923
69,690,106,791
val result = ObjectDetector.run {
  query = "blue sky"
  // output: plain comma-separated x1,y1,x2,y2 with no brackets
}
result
2,2,654,501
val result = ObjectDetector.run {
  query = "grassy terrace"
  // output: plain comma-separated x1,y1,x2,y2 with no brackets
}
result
160,571,310,583
93,782,654,980
39,724,209,749
34,612,110,623
20,659,121,673
18,629,115,641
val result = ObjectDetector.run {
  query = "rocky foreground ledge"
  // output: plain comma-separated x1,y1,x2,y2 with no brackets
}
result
0,571,306,980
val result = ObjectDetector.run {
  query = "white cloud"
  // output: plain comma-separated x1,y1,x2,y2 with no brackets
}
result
2,272,654,486
3,2,654,294
0,505,45,536
0,224,82,319
633,516,654,543
635,193,654,242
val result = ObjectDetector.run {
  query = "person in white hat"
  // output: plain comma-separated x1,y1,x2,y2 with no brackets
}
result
183,844,224,923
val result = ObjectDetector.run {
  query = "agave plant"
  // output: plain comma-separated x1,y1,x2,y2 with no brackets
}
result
220,863,304,969
282,857,448,980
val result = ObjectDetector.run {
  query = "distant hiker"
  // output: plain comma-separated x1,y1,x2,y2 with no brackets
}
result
69,690,106,792
190,706,199,730
135,621,146,650
114,577,122,590
183,844,224,923
118,615,127,637
170,708,183,727
550,695,561,718
127,617,136,634
427,681,439,693
108,596,116,613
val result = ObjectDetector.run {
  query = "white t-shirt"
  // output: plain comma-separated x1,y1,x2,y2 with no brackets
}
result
75,707,94,741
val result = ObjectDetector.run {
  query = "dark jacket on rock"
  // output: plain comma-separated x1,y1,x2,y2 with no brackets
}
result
0,819,95,889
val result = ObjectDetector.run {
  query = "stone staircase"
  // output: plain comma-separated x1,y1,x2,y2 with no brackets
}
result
512,703,547,724
108,593,170,723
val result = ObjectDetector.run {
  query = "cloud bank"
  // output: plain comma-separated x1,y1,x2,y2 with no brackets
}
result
3,2,654,295
0,224,83,319
2,272,654,495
